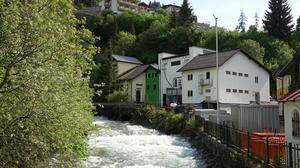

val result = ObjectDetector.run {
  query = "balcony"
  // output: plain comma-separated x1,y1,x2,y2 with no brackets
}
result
167,88,182,96
199,79,213,86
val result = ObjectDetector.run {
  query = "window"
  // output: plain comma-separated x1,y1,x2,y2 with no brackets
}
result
173,78,178,87
244,73,249,77
206,72,210,79
245,90,249,94
171,61,181,66
226,89,231,92
238,73,243,76
188,90,193,97
232,72,237,76
153,84,157,90
233,89,237,93
188,74,193,81
178,79,182,88
239,90,243,93
292,110,300,137
255,76,259,84
226,71,231,75
205,89,211,93
155,73,158,77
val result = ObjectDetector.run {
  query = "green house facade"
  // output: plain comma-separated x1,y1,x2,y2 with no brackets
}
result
145,64,160,106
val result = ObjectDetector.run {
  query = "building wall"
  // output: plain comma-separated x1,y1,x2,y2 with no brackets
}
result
158,47,211,106
130,73,146,102
145,67,160,105
181,52,270,106
284,101,300,144
117,61,139,75
219,53,270,104
182,68,217,105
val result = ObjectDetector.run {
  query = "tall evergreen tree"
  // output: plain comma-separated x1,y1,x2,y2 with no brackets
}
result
177,0,196,26
297,17,300,32
263,0,294,42
236,10,247,32
98,42,118,100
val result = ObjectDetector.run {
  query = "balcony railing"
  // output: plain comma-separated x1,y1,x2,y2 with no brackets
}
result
167,88,182,96
199,79,213,86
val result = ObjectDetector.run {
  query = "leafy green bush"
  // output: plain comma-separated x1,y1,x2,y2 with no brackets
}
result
107,91,128,103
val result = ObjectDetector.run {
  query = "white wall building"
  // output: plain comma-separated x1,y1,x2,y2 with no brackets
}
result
113,55,143,75
178,49,271,110
158,47,215,106
98,0,145,14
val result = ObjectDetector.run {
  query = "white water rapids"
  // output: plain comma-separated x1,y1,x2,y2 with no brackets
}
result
83,117,207,168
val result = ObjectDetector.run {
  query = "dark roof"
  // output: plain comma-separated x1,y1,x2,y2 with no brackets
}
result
113,55,143,65
279,88,300,102
178,49,271,73
119,65,149,81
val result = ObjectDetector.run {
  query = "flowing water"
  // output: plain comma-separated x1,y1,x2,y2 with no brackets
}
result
83,117,207,168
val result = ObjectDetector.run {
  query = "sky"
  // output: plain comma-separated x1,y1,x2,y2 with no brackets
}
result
143,0,300,30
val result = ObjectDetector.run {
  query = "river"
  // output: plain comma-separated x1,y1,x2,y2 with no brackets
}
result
83,117,207,168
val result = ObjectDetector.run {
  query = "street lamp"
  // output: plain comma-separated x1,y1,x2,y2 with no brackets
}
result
213,15,220,124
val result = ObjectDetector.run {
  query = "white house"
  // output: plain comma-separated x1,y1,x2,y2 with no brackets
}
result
113,55,143,75
158,47,215,106
280,89,300,145
119,65,149,103
178,49,271,110
98,0,145,14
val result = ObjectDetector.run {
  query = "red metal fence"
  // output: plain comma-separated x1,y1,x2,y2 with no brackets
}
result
202,119,299,167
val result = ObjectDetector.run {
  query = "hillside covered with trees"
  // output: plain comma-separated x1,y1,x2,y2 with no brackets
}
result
82,0,300,73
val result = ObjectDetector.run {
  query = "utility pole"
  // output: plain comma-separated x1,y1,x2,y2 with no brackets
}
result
214,15,220,124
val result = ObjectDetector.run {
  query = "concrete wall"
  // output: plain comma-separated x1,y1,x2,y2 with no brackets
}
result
117,62,138,75
219,52,270,104
159,47,210,106
284,101,300,144
182,68,217,104
181,52,270,106
129,73,146,103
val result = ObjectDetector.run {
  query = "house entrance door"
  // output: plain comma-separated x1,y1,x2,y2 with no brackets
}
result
136,90,141,103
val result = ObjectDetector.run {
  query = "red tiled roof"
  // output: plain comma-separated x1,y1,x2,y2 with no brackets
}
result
280,89,300,102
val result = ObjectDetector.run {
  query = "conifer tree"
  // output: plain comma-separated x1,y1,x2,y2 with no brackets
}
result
297,17,300,32
236,10,247,32
177,0,196,26
99,42,118,99
263,0,294,42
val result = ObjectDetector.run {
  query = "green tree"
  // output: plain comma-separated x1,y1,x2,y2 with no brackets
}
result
236,10,247,32
297,17,300,31
98,43,118,101
0,0,96,167
239,40,265,63
263,0,294,42
266,40,295,70
113,31,137,55
177,0,196,26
